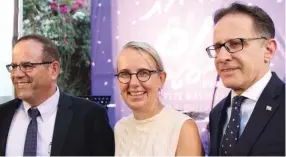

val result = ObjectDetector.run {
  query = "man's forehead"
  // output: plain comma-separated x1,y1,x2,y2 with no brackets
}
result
213,14,256,43
13,40,43,52
13,39,44,51
12,50,44,63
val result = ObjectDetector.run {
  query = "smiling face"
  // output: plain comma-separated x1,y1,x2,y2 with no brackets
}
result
11,39,60,105
117,48,166,112
213,13,275,94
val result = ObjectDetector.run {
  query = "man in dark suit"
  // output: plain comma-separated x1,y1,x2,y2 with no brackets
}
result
205,2,285,156
0,34,115,156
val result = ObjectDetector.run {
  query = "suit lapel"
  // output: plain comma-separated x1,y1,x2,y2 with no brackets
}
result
50,92,73,156
233,73,284,156
213,93,231,155
0,99,21,156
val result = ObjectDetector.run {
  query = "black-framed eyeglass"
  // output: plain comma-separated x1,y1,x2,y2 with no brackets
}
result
205,37,267,58
6,61,54,73
115,69,162,84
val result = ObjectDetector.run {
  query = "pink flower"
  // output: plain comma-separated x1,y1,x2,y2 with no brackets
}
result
71,3,80,13
74,0,87,7
49,1,58,12
60,3,69,14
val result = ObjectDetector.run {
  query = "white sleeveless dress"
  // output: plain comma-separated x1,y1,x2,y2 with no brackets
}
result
114,107,191,156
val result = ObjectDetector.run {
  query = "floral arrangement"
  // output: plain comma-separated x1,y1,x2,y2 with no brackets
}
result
23,0,91,96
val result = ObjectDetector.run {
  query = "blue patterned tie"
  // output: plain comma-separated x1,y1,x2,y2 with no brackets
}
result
23,108,40,156
220,96,246,156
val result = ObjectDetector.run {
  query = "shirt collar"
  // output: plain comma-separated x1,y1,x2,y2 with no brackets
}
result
231,70,272,103
23,86,60,122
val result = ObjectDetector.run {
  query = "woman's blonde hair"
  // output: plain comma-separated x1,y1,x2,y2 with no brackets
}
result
121,41,164,71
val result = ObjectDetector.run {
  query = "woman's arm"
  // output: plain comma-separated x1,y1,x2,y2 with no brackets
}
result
175,119,204,156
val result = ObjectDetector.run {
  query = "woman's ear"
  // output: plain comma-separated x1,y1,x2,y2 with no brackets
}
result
159,71,167,87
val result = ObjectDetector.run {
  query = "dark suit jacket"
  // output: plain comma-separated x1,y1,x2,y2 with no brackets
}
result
209,72,285,156
0,92,115,156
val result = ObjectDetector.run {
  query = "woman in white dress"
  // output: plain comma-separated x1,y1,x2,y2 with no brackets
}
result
114,41,203,156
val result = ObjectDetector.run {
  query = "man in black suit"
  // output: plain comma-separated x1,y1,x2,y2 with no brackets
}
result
205,2,285,156
0,34,115,156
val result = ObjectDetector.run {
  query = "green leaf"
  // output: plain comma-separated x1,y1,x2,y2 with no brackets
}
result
23,0,91,96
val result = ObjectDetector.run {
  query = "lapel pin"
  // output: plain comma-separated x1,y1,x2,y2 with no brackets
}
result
266,106,272,111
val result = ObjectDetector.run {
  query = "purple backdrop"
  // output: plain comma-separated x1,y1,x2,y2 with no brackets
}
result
91,0,285,129
90,0,117,126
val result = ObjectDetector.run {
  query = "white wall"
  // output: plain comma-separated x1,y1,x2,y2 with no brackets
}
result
0,0,15,103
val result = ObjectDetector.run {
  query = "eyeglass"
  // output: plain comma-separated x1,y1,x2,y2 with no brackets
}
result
205,37,267,58
115,69,162,84
6,61,54,73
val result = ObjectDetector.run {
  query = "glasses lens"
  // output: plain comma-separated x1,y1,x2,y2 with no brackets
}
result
20,63,34,72
225,38,243,53
118,72,130,83
207,44,222,58
137,70,151,82
6,65,13,72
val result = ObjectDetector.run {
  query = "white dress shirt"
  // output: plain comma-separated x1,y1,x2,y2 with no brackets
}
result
6,87,59,156
223,71,272,136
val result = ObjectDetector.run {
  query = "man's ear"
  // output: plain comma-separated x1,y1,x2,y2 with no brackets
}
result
264,39,277,63
51,61,60,80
